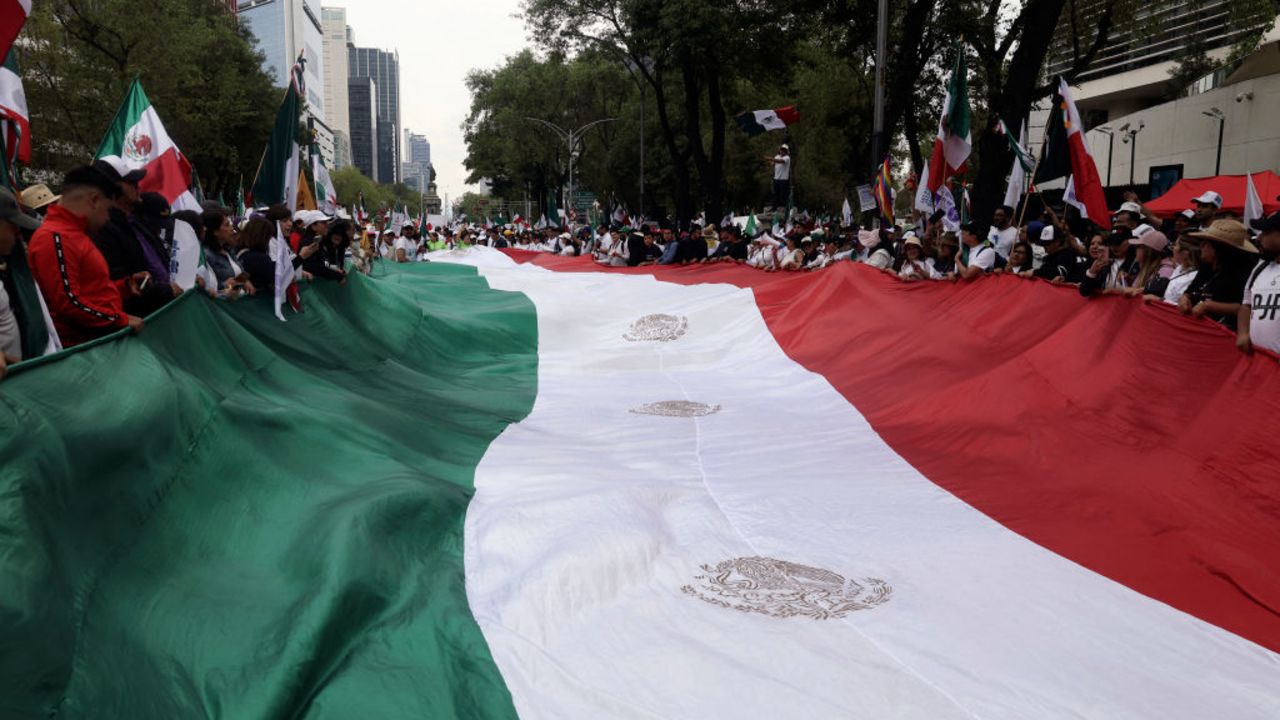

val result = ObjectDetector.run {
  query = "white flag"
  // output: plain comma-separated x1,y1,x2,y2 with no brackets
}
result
914,183,934,213
1244,172,1264,231
936,186,960,232
1003,121,1029,210
271,226,295,321
313,156,338,215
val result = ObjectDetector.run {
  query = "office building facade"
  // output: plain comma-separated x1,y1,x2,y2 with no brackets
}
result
348,76,379,181
320,6,351,167
349,46,401,184
237,0,330,161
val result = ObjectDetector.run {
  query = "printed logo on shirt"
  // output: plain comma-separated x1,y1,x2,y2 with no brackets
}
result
1253,293,1280,322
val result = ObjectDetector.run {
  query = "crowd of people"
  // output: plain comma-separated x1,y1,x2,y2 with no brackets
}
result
0,161,361,379
2,162,1278,381
380,187,1280,359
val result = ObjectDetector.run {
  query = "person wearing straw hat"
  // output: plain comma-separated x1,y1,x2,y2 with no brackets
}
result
1179,219,1259,330
1237,211,1280,354
19,184,59,220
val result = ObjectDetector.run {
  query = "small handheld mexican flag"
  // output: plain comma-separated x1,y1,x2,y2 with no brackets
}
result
734,106,800,136
97,79,200,212
926,46,971,193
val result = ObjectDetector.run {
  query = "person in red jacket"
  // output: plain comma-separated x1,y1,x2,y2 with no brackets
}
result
27,165,145,347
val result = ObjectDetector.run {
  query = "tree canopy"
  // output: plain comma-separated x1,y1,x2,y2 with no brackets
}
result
21,0,280,197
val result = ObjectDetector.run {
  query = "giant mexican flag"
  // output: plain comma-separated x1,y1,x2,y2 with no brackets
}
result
1,251,1278,718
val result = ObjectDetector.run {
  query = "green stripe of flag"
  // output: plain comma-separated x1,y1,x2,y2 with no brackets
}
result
0,264,536,718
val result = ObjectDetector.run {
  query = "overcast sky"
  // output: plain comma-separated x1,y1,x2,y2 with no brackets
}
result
340,0,528,205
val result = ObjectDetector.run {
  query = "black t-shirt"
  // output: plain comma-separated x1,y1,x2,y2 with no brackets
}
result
1185,261,1251,329
1035,247,1085,282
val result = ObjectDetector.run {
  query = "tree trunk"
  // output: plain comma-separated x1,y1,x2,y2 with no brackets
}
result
648,68,691,227
880,0,940,178
706,65,726,223
680,50,708,229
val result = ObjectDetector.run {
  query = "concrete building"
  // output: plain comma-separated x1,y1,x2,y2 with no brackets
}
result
320,6,351,168
237,0,329,153
349,46,401,184
1032,10,1280,192
348,76,379,181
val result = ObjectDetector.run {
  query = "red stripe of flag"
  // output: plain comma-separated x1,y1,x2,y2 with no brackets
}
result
140,147,194,207
773,105,800,126
502,250,1280,655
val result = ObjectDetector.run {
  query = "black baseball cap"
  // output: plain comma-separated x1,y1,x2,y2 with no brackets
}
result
1251,211,1280,233
137,191,171,219
959,221,987,236
61,164,123,198
1103,228,1133,246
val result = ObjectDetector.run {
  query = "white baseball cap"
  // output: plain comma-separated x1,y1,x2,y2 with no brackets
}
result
1193,190,1223,208
1118,201,1143,214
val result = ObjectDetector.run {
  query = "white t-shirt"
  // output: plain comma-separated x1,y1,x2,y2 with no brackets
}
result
394,237,418,262
898,257,940,280
863,248,893,270
1243,260,1280,353
0,278,21,360
963,244,996,272
1162,266,1197,305
773,155,791,181
988,226,1017,259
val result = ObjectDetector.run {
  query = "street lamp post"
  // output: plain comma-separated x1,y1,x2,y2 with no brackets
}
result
525,116,618,223
1096,127,1114,187
1202,107,1225,175
1119,121,1145,186
622,57,654,217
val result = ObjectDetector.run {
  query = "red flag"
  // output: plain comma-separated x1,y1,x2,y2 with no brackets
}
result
1056,78,1111,230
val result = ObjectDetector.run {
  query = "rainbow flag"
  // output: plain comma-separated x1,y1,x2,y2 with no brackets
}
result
874,156,894,225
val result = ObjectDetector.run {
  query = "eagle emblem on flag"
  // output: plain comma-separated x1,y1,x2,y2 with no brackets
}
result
683,557,892,620
124,130,153,161
623,314,688,342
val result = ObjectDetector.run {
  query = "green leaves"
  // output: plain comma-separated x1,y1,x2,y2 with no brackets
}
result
23,0,278,195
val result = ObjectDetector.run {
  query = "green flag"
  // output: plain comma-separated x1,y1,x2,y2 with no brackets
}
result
547,190,561,229
998,119,1034,174
1034,87,1071,185
252,56,303,209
